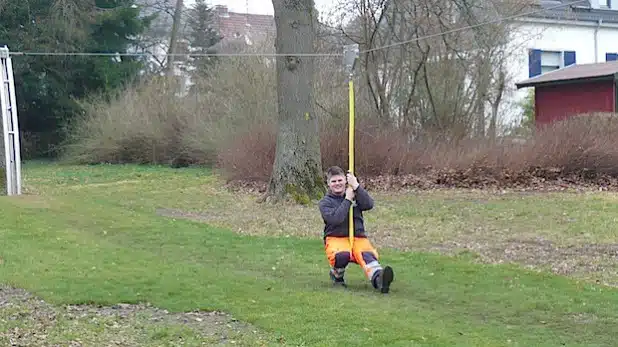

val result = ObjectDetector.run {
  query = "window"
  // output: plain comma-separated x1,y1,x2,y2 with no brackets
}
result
528,49,576,78
607,53,618,61
540,51,561,73
599,0,609,8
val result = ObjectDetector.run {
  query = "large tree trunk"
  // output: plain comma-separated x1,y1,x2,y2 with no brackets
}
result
262,0,324,204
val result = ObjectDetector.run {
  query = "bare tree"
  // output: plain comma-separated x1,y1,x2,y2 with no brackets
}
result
131,0,177,73
330,0,534,141
262,0,324,204
132,0,193,75
166,0,184,75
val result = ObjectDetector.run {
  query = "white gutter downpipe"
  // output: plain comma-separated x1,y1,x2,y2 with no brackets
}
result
595,19,602,63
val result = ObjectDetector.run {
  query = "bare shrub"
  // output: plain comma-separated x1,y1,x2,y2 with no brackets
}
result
526,113,618,175
217,116,421,181
216,117,399,182
319,117,411,175
191,56,277,132
219,112,618,188
215,123,276,182
61,78,217,165
61,39,277,166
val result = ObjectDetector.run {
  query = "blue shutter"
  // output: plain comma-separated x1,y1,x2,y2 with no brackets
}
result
563,51,576,66
607,53,618,61
528,49,542,78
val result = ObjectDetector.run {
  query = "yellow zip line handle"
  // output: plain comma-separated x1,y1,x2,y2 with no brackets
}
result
343,43,359,250
348,78,355,249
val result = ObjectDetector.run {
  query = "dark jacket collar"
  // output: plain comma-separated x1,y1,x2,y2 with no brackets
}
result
326,190,345,199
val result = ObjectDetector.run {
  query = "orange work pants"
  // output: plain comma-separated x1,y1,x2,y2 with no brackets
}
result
324,236,382,280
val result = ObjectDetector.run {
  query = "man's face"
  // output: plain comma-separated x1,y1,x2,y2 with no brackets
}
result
328,174,346,195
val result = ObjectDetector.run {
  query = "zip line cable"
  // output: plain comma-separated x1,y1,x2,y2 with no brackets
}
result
9,0,587,58
8,51,341,57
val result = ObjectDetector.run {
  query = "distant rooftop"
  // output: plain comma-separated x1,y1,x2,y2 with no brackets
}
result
516,60,618,88
523,0,618,24
213,5,275,42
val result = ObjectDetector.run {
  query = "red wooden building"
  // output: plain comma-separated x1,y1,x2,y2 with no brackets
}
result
515,61,618,128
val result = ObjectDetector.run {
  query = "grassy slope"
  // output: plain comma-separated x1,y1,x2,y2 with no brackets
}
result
1,163,618,346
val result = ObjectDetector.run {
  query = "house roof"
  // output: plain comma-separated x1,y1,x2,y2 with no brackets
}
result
213,5,275,42
516,61,618,88
209,5,346,53
523,0,618,24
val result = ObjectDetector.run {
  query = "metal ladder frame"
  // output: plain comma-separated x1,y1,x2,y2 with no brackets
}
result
0,46,22,196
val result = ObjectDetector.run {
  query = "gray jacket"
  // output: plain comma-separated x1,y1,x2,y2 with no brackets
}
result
318,186,374,239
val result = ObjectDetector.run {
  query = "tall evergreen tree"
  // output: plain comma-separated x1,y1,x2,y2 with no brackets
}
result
0,0,153,157
184,0,222,87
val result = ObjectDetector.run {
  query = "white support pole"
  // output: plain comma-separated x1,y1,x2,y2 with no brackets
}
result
0,47,11,195
0,46,22,196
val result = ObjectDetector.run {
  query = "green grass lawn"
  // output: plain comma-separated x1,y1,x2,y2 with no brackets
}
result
2,163,618,346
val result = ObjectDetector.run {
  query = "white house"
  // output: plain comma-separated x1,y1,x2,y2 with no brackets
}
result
504,0,618,124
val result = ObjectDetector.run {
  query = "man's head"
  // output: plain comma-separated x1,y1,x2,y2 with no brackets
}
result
326,166,347,196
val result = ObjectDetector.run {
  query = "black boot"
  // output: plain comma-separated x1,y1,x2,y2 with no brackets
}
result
372,266,394,293
330,269,347,288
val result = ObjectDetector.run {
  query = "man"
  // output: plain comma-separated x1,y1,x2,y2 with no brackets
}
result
318,166,394,293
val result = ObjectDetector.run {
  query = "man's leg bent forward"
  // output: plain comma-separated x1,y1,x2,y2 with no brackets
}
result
352,237,394,293
324,237,352,286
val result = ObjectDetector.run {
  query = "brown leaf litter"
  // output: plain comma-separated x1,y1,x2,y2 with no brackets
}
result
0,285,267,346
223,167,618,193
